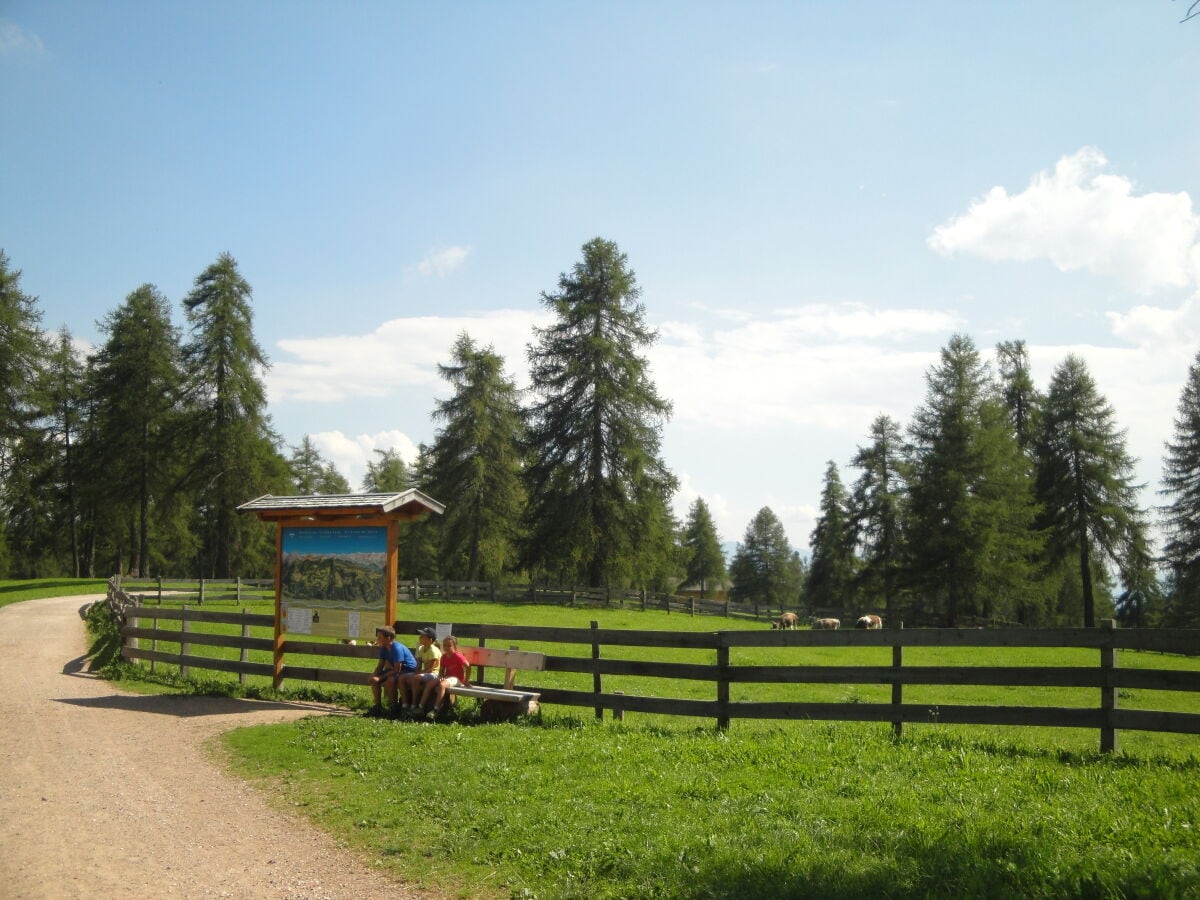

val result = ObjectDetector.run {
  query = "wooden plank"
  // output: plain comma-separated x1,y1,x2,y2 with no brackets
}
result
447,685,541,702
1112,630,1200,656
1111,709,1200,735
122,648,275,677
393,620,720,649
727,665,1106,688
535,687,720,717
129,607,274,627
122,627,275,653
278,666,377,686
283,640,378,658
1114,668,1200,692
460,646,546,670
544,655,714,681
723,628,1111,649
725,702,1103,728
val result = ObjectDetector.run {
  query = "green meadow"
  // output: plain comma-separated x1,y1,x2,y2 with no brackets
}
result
2,582,1189,898
68,590,1198,898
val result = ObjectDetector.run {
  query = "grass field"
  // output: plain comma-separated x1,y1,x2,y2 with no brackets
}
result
17,580,1200,897
0,578,108,609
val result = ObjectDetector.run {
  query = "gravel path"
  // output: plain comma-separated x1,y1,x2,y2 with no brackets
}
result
0,596,424,900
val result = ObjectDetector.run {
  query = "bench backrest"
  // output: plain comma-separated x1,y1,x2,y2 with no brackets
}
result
460,645,546,689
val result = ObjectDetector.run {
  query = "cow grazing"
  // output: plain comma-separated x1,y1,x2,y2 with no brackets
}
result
811,617,841,630
771,612,801,630
855,614,883,630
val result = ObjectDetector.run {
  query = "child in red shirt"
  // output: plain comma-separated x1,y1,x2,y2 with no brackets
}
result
418,634,470,717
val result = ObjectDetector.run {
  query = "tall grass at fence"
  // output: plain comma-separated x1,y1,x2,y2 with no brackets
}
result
223,713,1200,900
114,599,1200,759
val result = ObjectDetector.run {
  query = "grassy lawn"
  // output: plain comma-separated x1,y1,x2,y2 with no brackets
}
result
0,578,109,609
84,595,1200,897
222,713,1199,899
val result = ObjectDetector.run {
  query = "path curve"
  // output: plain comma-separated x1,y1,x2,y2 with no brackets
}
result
0,596,422,900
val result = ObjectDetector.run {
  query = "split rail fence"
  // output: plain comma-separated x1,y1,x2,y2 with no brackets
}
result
108,583,1200,754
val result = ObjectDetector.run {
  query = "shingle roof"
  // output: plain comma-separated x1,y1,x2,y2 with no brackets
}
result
237,489,445,518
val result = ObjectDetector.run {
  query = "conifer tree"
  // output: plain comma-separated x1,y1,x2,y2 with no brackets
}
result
182,253,275,577
522,238,677,585
289,436,351,494
362,448,410,492
1161,348,1200,624
996,340,1042,455
729,507,799,609
682,497,726,597
1035,354,1148,627
848,415,907,622
906,334,1042,625
90,284,185,576
426,334,525,582
805,461,857,616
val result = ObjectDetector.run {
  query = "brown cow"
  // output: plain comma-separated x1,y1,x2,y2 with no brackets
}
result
811,617,841,630
771,612,800,630
855,614,883,630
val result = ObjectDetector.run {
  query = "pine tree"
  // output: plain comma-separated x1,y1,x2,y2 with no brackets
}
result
182,253,274,577
848,415,907,623
682,497,726,597
1035,354,1148,627
522,238,677,585
1161,348,1200,624
729,507,799,609
426,333,525,582
906,334,1042,625
805,461,857,616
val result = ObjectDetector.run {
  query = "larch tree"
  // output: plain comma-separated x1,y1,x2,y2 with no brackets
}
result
426,333,526,582
362,448,411,492
805,461,858,616
522,238,677,586
90,284,185,576
682,497,726,597
1035,354,1149,627
1160,348,1200,625
848,414,907,623
289,436,351,494
996,339,1042,455
182,253,275,577
0,251,49,575
906,334,1042,625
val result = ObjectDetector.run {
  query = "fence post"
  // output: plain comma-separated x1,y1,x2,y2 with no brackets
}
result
892,622,904,740
413,578,420,603
690,597,696,617
613,691,624,722
477,625,488,686
149,611,157,673
1100,618,1119,753
198,578,205,606
180,604,191,679
236,577,242,604
239,607,250,686
156,576,163,604
490,581,496,603
716,633,730,731
591,620,604,720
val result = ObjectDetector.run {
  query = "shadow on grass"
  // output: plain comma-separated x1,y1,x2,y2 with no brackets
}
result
55,693,349,717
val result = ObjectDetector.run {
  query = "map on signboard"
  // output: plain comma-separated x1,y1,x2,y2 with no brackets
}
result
281,526,388,609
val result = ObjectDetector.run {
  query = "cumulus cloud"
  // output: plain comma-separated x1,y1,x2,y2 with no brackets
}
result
651,302,958,431
307,429,421,491
268,308,548,404
0,22,46,55
415,246,470,277
929,147,1200,294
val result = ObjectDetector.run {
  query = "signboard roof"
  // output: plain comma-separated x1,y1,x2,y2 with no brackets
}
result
238,489,445,520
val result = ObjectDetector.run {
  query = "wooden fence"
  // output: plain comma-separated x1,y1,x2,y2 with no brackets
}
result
110,582,1200,754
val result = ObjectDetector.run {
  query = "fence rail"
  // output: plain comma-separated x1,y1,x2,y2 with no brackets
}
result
109,578,1200,753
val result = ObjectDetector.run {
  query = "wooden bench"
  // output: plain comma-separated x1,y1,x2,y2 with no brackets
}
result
448,645,546,721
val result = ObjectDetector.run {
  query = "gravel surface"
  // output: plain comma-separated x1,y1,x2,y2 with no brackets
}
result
0,596,425,900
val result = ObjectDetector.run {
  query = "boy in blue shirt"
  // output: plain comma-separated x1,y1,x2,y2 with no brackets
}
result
365,625,417,717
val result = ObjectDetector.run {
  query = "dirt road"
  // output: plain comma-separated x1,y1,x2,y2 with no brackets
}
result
0,596,420,899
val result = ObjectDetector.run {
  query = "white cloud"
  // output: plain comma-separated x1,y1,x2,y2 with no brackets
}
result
307,429,421,491
651,303,957,431
268,308,548,404
415,246,470,277
929,147,1200,294
0,22,46,56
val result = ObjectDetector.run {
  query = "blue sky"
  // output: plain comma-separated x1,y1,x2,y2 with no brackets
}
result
3,3,1199,554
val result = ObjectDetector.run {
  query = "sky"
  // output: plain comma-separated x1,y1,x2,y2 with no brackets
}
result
3,3,1200,556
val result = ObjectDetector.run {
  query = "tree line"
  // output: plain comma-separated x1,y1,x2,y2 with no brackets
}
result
2,241,1199,627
